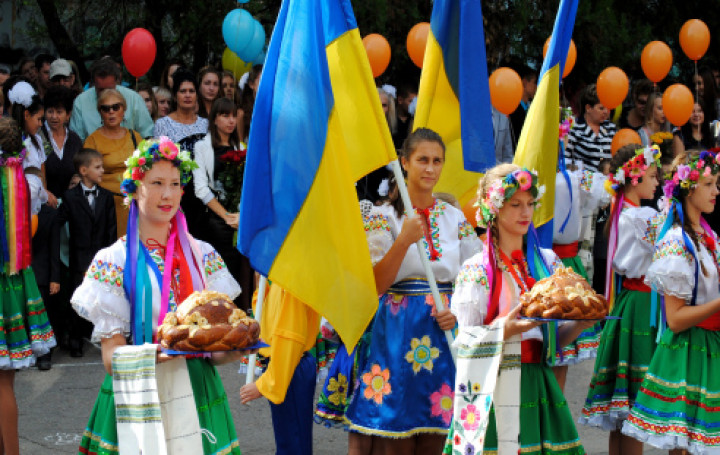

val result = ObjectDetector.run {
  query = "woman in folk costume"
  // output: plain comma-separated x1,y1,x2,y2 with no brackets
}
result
0,117,56,455
579,144,662,455
446,163,592,455
71,137,244,455
551,155,610,389
622,150,720,454
341,128,480,454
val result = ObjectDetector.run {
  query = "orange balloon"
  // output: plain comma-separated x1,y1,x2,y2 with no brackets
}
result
543,37,576,78
31,214,38,237
488,67,522,116
407,22,430,68
679,19,710,61
462,195,478,228
597,67,629,110
362,34,391,78
611,128,642,156
641,41,673,83
663,83,694,126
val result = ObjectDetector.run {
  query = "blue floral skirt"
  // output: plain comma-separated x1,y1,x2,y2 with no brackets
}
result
345,278,455,437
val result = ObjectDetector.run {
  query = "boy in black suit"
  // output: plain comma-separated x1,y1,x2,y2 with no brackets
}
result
52,148,116,357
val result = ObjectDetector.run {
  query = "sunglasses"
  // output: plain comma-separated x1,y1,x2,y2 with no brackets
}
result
99,103,122,113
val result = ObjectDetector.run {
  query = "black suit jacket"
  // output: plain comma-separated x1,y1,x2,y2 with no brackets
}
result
54,184,117,275
32,204,60,286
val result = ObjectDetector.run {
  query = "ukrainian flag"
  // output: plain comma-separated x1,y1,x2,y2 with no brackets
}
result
513,0,578,246
413,0,495,209
238,0,397,350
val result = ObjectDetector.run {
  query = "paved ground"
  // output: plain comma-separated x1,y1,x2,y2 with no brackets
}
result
17,345,665,454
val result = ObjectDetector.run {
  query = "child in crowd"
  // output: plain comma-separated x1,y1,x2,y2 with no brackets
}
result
53,148,116,357
622,150,720,454
0,117,56,455
580,145,662,455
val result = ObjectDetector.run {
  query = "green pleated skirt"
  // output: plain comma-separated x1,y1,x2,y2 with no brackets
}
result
444,363,584,454
579,288,657,430
78,358,241,455
623,326,720,453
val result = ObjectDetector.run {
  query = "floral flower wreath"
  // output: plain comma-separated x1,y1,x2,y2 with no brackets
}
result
605,145,662,197
475,168,545,228
0,137,29,167
121,136,198,204
663,149,720,200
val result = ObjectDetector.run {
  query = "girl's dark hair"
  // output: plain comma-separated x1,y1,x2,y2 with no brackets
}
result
0,118,22,154
159,59,184,90
44,85,75,113
698,67,718,122
6,79,43,150
170,68,197,99
208,97,240,149
240,65,263,136
389,127,446,216
679,96,714,150
197,66,222,118
604,144,644,238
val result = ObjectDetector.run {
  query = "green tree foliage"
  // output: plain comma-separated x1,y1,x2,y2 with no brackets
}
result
22,0,720,88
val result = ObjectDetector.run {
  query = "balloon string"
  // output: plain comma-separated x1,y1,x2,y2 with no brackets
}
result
695,60,699,102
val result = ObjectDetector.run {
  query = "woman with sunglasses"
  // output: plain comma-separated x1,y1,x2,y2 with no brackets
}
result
84,88,142,238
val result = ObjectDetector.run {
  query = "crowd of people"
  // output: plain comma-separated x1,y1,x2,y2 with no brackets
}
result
1,45,720,455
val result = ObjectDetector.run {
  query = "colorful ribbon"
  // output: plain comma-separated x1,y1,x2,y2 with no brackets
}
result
558,141,573,233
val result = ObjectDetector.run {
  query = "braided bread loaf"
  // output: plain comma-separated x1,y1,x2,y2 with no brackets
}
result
158,290,260,351
520,267,608,320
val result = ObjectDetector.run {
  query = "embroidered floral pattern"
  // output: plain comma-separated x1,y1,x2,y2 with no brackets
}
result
413,200,445,261
384,294,408,316
460,404,482,431
642,213,666,246
455,263,489,290
579,169,594,192
85,260,123,288
653,239,693,263
458,220,475,240
203,250,227,276
429,383,454,425
364,214,391,233
362,364,391,405
326,373,348,406
405,335,440,374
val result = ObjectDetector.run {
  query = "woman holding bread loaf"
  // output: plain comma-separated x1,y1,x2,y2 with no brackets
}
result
447,163,594,455
622,150,720,454
341,128,480,454
71,137,245,455
579,144,662,455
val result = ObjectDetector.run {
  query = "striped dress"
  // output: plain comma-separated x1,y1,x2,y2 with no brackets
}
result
564,120,617,173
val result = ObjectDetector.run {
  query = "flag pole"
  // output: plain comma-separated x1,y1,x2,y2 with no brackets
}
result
390,160,456,363
245,275,267,384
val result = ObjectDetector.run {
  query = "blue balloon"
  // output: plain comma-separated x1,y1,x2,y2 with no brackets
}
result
237,19,266,62
251,49,266,65
222,9,255,56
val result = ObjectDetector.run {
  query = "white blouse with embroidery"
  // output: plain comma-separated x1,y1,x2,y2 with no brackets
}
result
452,248,563,340
645,225,720,304
71,236,241,343
553,169,610,245
364,200,480,284
612,206,662,279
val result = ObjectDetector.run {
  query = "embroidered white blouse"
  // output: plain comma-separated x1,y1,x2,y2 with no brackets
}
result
451,248,563,340
71,236,241,343
612,205,662,279
645,225,720,304
553,169,610,245
364,200,480,283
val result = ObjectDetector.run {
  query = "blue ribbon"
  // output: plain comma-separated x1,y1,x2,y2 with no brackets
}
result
0,169,8,267
557,141,573,233
675,201,700,306
526,222,551,279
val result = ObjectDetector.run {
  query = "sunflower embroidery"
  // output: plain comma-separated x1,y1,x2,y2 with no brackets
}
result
405,335,440,373
362,364,391,405
326,373,348,406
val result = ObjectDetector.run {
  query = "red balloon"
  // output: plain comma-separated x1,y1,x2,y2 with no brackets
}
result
122,28,157,78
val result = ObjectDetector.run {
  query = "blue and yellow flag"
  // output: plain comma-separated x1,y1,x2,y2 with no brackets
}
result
513,0,578,246
238,0,397,350
413,0,495,209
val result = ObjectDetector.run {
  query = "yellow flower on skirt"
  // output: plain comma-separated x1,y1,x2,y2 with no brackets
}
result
327,373,348,406
405,335,440,373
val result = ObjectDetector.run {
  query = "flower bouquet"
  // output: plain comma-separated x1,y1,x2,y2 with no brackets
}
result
215,144,247,213
650,131,673,157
